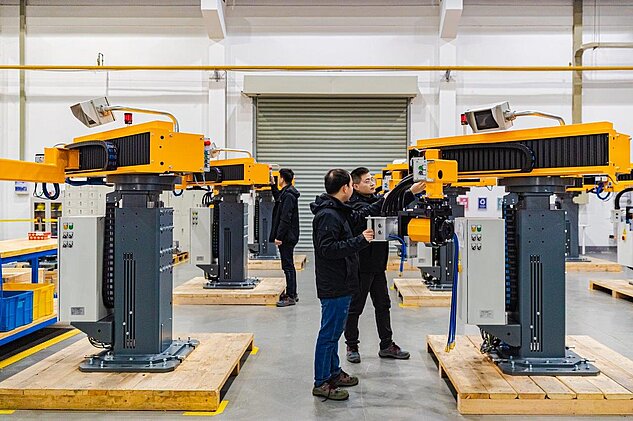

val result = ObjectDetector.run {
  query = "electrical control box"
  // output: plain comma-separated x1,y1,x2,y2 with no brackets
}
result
455,217,506,325
613,208,633,267
411,241,433,268
58,216,107,323
190,207,213,266
410,157,428,182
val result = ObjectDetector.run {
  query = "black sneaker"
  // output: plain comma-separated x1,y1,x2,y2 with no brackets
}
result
378,342,410,360
276,296,296,307
293,294,299,302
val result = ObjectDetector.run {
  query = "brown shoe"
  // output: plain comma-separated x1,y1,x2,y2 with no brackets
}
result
332,370,359,387
312,382,349,401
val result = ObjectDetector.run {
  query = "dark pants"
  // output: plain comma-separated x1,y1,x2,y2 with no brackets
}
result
314,295,352,386
344,271,393,350
278,243,297,297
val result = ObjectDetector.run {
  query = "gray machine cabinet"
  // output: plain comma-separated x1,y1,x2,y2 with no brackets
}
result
455,217,506,325
113,207,173,355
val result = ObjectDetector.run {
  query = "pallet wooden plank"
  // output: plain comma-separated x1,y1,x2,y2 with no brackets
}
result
0,332,253,411
453,336,517,399
173,277,285,305
570,336,633,379
393,278,451,307
387,256,417,272
566,257,622,273
427,335,490,399
458,397,633,415
465,336,546,399
431,334,633,414
248,255,307,271
590,280,633,302
530,376,576,400
567,336,633,397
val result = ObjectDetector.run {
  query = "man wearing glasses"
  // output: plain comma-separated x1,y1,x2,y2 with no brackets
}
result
344,167,411,363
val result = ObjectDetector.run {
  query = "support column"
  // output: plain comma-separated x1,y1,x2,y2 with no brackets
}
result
437,0,461,137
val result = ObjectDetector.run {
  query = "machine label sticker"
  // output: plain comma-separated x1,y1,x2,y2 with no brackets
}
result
71,307,85,316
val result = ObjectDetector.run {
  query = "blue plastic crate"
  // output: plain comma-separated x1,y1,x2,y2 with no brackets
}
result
0,290,34,332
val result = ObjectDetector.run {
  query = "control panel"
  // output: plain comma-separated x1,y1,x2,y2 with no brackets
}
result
58,216,107,323
190,207,213,266
411,157,428,182
455,217,506,325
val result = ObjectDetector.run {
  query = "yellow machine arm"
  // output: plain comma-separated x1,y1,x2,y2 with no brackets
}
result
0,121,205,184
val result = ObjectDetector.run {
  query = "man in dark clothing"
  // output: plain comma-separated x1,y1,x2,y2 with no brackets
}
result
310,168,383,401
344,167,412,363
269,168,300,307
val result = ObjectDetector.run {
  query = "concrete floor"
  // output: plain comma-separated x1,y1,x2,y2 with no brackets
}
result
3,252,633,420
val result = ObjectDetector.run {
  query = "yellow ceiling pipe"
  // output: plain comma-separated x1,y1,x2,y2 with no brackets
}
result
1,65,633,72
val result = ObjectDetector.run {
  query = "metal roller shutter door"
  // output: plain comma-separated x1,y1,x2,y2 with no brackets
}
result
255,97,409,251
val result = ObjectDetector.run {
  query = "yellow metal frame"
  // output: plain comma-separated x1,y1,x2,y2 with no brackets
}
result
71,121,204,177
413,122,631,181
382,162,409,192
0,121,205,184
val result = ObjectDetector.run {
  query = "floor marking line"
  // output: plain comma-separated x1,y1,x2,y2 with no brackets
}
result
0,329,80,370
183,400,229,416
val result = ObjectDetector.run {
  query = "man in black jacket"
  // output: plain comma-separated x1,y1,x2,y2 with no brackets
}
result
269,168,300,307
310,168,383,401
344,167,411,363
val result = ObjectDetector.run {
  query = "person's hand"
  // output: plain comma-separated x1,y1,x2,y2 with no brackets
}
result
270,175,276,185
410,181,426,195
275,239,282,246
362,229,374,242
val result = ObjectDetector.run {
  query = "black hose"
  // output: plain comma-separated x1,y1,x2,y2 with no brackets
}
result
382,174,414,214
42,183,60,200
615,187,633,210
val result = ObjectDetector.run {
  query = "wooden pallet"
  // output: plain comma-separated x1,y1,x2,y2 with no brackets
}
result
248,254,307,271
393,278,451,307
566,257,622,272
427,334,633,415
590,279,633,302
174,277,285,305
387,256,418,272
0,332,254,412
172,251,189,266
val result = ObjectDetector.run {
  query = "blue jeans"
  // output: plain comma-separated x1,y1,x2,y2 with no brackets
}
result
314,295,352,387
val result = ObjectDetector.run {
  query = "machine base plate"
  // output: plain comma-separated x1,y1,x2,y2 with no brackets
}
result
204,278,260,290
491,349,600,376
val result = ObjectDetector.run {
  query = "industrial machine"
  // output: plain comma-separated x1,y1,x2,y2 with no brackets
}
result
0,97,204,372
375,102,629,376
416,104,631,375
182,155,272,289
248,170,281,260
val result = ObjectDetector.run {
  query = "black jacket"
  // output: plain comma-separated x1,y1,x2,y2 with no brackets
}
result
269,184,300,246
310,193,384,299
348,191,389,273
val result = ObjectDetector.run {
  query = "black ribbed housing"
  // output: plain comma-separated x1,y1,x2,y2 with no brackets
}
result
427,133,609,173
194,164,246,183
74,132,150,171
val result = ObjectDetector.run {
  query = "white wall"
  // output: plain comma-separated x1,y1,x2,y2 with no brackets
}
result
1,0,632,247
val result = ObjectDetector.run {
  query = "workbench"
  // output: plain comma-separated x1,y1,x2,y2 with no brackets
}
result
0,238,58,346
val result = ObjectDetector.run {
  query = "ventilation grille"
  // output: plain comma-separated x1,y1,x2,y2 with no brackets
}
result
439,133,609,173
76,132,150,171
529,255,543,353
123,252,137,349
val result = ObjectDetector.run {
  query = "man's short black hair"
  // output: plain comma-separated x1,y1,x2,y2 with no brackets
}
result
279,168,294,184
350,167,370,184
324,168,351,195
